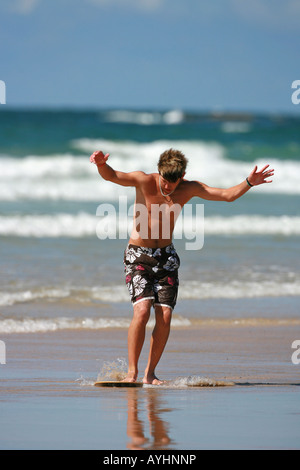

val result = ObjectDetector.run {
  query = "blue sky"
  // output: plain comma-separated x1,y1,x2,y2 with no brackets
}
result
1,0,300,113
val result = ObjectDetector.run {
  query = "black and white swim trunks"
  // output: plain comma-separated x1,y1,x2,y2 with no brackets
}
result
123,243,180,310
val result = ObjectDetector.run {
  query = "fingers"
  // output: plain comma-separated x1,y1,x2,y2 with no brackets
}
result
250,165,258,175
260,164,270,173
248,163,274,186
256,164,274,180
262,167,274,178
261,164,274,184
90,151,109,164
252,164,274,176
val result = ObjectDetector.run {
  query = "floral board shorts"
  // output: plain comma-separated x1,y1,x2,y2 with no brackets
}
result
123,243,180,310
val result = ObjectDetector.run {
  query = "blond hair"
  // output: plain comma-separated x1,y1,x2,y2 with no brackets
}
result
157,149,188,182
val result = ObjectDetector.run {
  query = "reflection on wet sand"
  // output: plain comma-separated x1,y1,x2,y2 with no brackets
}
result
125,388,175,450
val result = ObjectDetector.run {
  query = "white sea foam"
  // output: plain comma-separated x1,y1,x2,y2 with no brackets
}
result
0,287,71,306
179,279,300,299
1,273,299,310
0,317,130,334
166,376,235,387
104,109,185,125
1,314,299,334
0,315,191,334
221,121,252,133
0,213,299,238
0,139,299,201
0,213,100,238
203,215,300,236
0,154,92,178
0,285,129,307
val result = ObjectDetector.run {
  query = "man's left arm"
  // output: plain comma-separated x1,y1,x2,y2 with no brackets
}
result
189,164,274,202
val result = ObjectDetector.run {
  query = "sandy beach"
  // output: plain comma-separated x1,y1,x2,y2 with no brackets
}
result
1,321,299,450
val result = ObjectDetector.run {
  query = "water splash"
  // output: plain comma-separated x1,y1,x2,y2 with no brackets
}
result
146,375,235,388
97,357,128,382
75,375,95,387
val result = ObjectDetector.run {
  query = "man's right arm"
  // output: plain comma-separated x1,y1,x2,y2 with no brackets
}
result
90,150,147,187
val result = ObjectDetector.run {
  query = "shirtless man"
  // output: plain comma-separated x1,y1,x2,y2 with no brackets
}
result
90,148,274,384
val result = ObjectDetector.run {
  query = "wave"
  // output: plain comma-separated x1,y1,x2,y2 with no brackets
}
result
0,285,130,306
104,109,185,125
1,139,300,201
203,215,300,236
0,213,299,238
221,121,252,133
0,288,71,306
1,315,299,334
179,279,300,299
71,138,300,195
0,154,92,178
1,274,299,309
0,315,190,334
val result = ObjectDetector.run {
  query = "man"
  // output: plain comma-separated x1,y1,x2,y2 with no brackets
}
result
90,148,274,384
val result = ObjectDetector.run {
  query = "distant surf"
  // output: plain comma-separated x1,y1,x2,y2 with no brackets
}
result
1,138,300,203
1,315,299,334
1,213,299,237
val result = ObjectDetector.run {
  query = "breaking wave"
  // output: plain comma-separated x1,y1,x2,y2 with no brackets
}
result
1,315,299,334
1,139,300,202
1,273,299,309
0,213,299,237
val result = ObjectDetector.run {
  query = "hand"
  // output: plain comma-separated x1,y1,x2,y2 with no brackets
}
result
90,151,109,166
248,164,274,186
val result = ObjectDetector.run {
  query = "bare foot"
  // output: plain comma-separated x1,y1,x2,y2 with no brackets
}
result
122,372,138,383
142,374,165,385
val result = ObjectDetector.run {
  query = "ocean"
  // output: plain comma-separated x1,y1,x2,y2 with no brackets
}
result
0,108,299,333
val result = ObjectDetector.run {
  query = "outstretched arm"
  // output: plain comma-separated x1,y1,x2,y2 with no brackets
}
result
90,150,147,187
190,164,274,202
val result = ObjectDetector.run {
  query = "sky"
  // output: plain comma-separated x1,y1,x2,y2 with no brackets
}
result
1,0,300,113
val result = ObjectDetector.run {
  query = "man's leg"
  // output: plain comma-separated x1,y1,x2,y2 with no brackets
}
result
143,305,172,385
122,299,152,383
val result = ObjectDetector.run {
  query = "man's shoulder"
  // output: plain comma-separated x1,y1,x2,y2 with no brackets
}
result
134,171,156,177
129,170,153,180
139,172,158,182
132,171,157,189
179,178,202,190
178,179,205,199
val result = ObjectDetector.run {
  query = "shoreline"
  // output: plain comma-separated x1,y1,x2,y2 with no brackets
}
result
1,321,298,384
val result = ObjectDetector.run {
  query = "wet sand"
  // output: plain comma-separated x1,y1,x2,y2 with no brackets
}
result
0,323,300,450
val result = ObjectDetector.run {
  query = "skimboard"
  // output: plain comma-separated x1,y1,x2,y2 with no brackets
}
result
94,380,143,388
94,379,234,388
